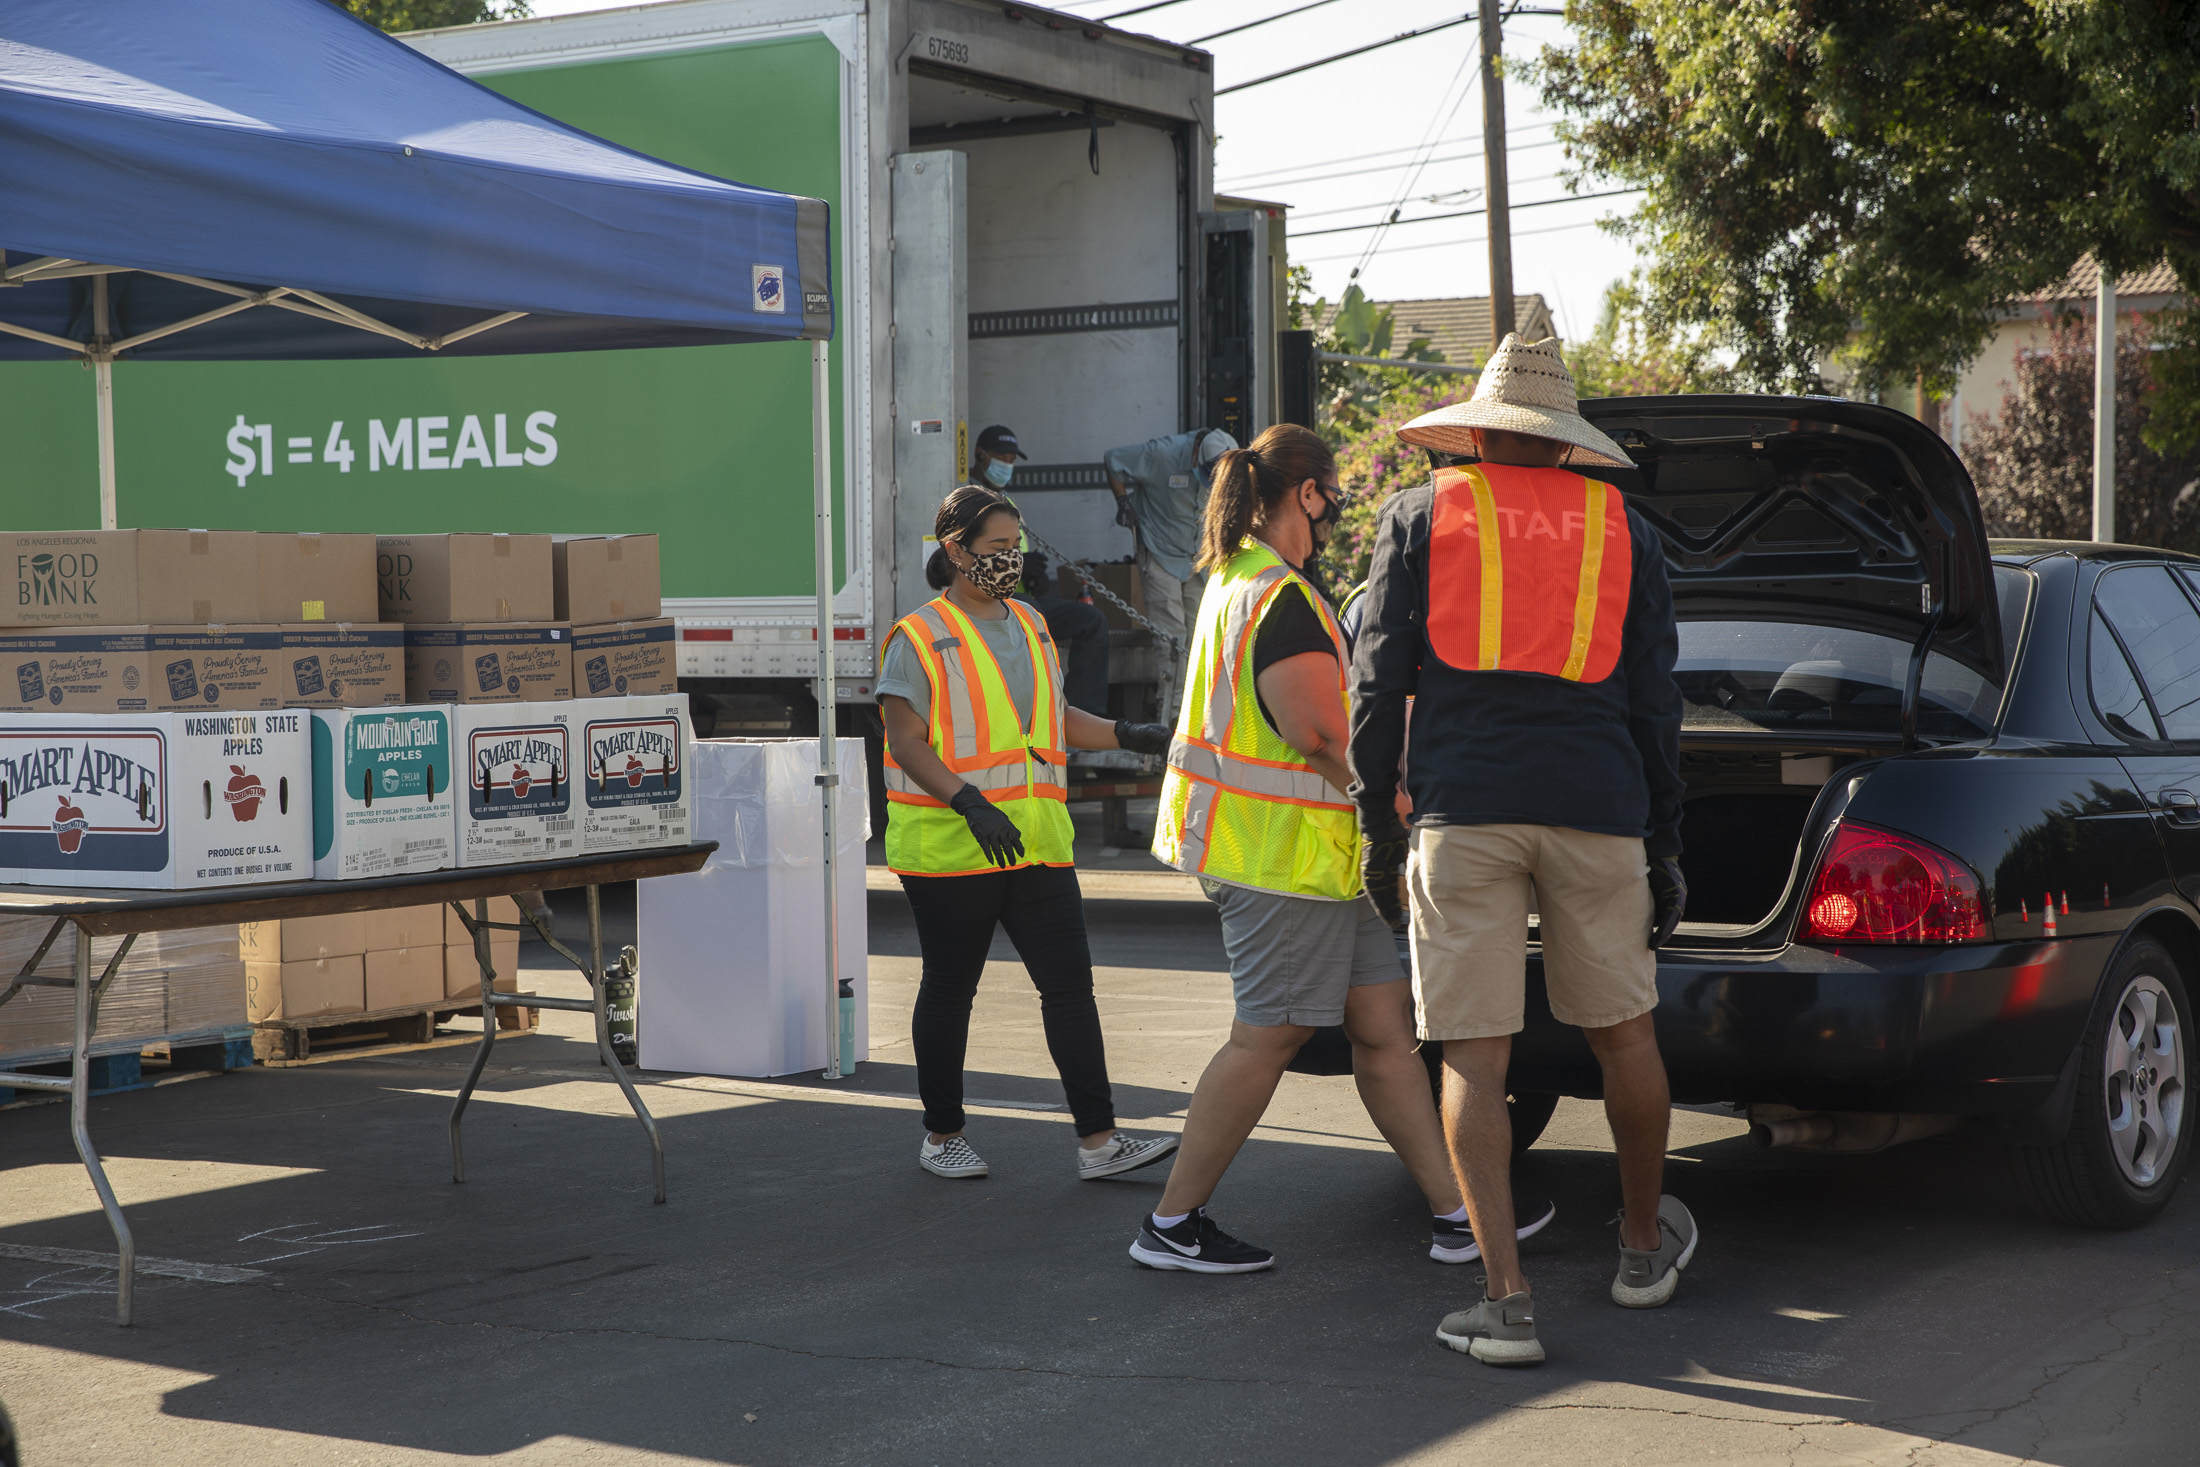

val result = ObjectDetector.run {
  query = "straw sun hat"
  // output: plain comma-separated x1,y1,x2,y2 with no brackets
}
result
1395,333,1633,468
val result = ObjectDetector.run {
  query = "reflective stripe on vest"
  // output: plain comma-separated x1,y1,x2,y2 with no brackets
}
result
1427,462,1632,682
882,597,1075,876
1152,539,1360,901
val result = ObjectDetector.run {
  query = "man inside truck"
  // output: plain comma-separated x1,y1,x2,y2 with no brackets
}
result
970,424,1112,718
1105,426,1239,727
1348,335,1697,1367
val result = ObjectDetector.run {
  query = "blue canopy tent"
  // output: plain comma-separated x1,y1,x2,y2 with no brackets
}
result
0,0,853,1307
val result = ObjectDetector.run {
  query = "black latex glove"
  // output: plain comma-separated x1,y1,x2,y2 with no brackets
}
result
1114,496,1139,530
1648,856,1688,948
1361,813,1412,929
1114,720,1172,756
950,783,1025,867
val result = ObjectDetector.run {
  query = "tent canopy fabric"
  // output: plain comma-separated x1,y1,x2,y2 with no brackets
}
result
0,0,833,360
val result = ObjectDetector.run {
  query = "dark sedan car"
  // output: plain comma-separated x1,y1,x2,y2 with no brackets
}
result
1434,394,2189,1229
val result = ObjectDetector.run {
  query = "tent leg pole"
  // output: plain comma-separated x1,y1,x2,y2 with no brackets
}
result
94,273,117,531
812,337,845,1081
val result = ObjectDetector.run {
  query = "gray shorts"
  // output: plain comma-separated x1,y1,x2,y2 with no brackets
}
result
1198,877,1405,1027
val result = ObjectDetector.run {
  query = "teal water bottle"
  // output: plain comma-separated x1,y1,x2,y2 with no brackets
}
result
837,976,856,1072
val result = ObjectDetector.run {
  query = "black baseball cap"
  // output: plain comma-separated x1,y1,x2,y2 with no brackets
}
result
975,424,1023,460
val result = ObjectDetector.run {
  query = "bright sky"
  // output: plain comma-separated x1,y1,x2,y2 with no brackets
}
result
524,0,1641,342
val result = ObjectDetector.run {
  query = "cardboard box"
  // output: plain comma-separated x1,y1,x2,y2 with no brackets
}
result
453,702,576,866
579,694,692,854
369,904,447,953
443,893,524,944
148,625,287,711
0,625,153,712
403,623,572,704
553,535,662,624
0,709,312,889
1056,562,1145,631
445,936,522,999
246,954,364,1022
257,533,378,624
239,913,369,962
376,534,553,623
5,529,257,626
279,624,405,707
309,706,456,880
572,618,676,698
365,945,444,1011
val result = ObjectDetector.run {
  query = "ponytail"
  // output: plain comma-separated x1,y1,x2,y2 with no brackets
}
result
1194,422,1335,574
926,482,1020,590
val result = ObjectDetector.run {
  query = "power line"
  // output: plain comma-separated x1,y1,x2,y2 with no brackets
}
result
1294,215,1620,267
1294,186,1643,239
1349,45,1484,281
1189,0,1350,45
1217,12,1478,96
1287,169,1565,222
1096,0,1203,20
1220,135,1565,195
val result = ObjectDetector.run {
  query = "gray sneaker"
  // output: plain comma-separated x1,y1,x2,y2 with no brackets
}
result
1435,1289,1544,1366
1612,1194,1698,1308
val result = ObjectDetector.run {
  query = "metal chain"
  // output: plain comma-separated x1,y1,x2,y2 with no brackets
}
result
1017,522,1183,660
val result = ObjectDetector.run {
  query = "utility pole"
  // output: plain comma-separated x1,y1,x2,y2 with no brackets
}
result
1479,3,1514,355
2093,262,2117,543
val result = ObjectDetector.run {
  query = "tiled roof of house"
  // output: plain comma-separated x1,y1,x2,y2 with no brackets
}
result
2024,257,2184,302
1314,294,1555,368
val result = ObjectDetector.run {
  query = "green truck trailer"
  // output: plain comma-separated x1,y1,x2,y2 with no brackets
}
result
0,0,1286,752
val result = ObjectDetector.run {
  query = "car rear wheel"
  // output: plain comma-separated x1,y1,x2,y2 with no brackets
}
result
2014,936,2192,1228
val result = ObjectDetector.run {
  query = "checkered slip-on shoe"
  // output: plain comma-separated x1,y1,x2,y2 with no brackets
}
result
918,1133,989,1178
1077,1131,1179,1180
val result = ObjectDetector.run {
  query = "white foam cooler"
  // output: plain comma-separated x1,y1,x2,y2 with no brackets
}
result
0,710,311,888
577,693,692,854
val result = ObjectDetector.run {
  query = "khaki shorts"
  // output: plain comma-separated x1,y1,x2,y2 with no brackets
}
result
1407,823,1657,1041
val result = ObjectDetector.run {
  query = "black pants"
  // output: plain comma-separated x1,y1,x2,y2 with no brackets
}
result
900,863,1115,1137
1029,595,1112,716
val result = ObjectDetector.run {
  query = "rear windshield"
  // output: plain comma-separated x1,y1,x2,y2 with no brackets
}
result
1674,566,2027,738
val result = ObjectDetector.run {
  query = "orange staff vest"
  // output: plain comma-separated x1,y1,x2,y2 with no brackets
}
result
1427,462,1633,682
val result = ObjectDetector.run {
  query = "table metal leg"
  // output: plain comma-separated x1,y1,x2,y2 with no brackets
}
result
587,885,665,1203
69,930,135,1326
448,896,497,1184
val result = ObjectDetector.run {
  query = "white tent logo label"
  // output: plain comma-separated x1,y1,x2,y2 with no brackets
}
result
753,264,785,313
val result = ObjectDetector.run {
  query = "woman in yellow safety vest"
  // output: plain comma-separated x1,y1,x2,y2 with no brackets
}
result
879,484,1181,1183
1128,424,1472,1275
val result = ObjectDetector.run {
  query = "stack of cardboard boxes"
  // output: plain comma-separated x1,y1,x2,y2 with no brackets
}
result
1,527,689,1055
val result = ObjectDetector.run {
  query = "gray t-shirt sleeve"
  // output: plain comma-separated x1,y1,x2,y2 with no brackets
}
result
875,626,932,710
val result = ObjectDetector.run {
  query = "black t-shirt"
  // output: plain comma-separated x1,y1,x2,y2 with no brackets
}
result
1252,582,1337,731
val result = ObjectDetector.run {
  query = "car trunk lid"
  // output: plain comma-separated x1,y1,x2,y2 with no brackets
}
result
1576,395,2004,681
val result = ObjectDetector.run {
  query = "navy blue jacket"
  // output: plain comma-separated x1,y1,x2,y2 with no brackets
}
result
1347,481,1686,857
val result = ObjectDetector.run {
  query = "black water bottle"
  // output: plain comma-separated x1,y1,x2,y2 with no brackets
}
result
601,944,639,1067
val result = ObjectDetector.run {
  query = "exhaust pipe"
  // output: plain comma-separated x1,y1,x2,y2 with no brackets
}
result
1749,1109,1965,1153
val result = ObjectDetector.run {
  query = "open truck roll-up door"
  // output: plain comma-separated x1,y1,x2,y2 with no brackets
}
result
890,150,969,623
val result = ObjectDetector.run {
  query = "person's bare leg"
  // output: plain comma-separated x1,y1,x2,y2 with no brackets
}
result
1582,1012,1670,1250
1344,981,1461,1213
1155,1021,1311,1216
1442,1035,1525,1297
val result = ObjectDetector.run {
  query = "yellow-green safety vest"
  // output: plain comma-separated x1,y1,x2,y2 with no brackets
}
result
883,595,1076,876
1152,539,1361,900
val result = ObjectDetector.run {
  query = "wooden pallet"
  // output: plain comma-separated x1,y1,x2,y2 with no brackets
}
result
253,996,537,1064
2,1029,255,1108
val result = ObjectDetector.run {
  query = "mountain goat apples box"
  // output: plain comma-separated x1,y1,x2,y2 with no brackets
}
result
0,710,310,888
454,701,576,866
310,706,456,880
578,694,691,854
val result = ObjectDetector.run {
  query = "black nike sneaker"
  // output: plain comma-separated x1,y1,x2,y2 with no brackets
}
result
1430,1196,1557,1264
1128,1207,1275,1274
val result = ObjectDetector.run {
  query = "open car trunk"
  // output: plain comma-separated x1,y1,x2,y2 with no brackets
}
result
1673,741,1862,935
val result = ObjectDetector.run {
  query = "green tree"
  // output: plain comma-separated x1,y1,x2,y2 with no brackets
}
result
332,0,529,33
1565,277,1733,398
1532,2,2200,426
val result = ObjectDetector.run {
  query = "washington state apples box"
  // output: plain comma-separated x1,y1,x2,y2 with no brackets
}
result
572,618,675,698
453,701,577,867
578,694,691,854
0,710,310,889
310,706,456,880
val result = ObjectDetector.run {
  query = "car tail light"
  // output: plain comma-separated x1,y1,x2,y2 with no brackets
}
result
1801,822,1989,944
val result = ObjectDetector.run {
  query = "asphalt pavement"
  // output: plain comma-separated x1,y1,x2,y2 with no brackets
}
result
0,873,2193,1466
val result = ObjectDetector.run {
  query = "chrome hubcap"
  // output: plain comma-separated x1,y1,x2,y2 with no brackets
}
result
2103,973,2186,1187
